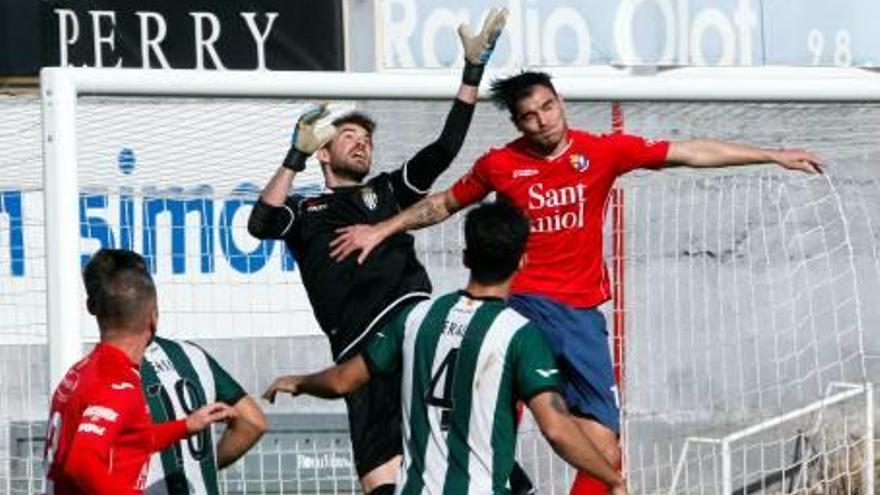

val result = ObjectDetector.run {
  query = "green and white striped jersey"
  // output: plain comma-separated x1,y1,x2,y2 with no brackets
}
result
364,291,561,495
141,337,246,495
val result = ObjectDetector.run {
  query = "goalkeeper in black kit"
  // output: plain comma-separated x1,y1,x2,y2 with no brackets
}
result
249,8,514,495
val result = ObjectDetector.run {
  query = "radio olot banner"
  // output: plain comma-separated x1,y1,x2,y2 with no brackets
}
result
42,0,344,70
1,100,335,343
379,0,880,69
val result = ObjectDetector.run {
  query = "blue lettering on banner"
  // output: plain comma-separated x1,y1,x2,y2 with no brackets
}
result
1,190,24,276
3,150,306,278
119,186,136,251
143,185,215,274
76,185,298,275
220,183,272,274
80,193,115,267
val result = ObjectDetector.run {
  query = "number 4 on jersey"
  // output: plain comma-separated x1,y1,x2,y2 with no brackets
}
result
426,349,459,430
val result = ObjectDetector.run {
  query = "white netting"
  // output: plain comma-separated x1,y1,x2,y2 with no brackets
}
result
616,104,880,494
1,85,879,494
0,96,49,495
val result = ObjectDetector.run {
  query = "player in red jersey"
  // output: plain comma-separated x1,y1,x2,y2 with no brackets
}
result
43,249,235,495
329,71,823,494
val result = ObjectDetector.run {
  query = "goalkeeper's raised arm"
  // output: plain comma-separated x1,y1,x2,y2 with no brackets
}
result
383,6,507,209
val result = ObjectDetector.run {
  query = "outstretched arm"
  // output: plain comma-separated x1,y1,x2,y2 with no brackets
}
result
216,396,268,469
391,7,507,207
529,392,627,495
262,355,371,403
667,139,823,174
393,99,474,207
330,188,464,264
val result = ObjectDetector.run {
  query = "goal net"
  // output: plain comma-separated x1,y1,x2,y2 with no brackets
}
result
1,67,878,494
616,99,880,494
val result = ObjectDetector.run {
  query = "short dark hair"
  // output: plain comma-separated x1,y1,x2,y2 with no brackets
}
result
489,71,557,117
331,111,376,136
83,249,156,328
464,202,530,284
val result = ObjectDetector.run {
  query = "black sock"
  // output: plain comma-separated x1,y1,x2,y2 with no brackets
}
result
368,483,396,495
509,461,536,495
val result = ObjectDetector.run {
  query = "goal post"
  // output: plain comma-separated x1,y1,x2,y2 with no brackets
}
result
30,66,880,494
41,70,81,395
669,382,874,494
40,65,880,389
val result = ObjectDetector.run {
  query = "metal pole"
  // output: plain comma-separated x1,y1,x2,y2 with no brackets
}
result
41,68,83,391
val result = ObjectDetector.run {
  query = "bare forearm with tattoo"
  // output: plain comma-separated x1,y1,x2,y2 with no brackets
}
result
411,193,452,229
387,190,460,236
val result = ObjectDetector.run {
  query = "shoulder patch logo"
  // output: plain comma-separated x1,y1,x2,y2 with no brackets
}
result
535,368,559,378
361,187,378,210
570,153,589,173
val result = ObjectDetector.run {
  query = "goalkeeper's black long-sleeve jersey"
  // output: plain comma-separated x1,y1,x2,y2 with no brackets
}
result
248,98,474,362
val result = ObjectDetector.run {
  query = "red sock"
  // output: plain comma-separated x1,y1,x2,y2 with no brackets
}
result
570,461,621,495
569,472,608,495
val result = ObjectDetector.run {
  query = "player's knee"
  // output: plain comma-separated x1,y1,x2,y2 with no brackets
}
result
367,484,396,495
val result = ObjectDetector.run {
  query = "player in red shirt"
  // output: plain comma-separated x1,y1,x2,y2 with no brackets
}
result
329,71,823,494
43,249,235,495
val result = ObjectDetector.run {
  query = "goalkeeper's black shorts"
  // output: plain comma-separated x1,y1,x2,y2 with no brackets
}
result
344,364,403,477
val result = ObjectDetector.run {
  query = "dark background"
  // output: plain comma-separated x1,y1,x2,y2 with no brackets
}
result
1,0,345,75
0,0,41,75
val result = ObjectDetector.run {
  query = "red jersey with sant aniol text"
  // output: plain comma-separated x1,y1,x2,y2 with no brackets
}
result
451,129,670,308
43,342,187,495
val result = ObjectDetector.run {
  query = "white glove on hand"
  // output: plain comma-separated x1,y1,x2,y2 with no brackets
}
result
458,7,508,85
283,103,336,171
459,7,508,65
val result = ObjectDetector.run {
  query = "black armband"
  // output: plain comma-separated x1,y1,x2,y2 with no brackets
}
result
461,61,485,87
282,146,308,172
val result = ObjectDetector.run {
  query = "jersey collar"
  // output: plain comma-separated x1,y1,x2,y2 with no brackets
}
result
516,130,573,162
459,289,506,304
542,130,574,161
94,342,140,370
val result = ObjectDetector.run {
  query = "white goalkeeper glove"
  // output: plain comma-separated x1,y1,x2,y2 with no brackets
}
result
282,103,337,172
458,6,508,86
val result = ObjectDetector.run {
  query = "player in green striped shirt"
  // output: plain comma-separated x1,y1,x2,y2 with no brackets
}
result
264,202,626,495
143,337,268,495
